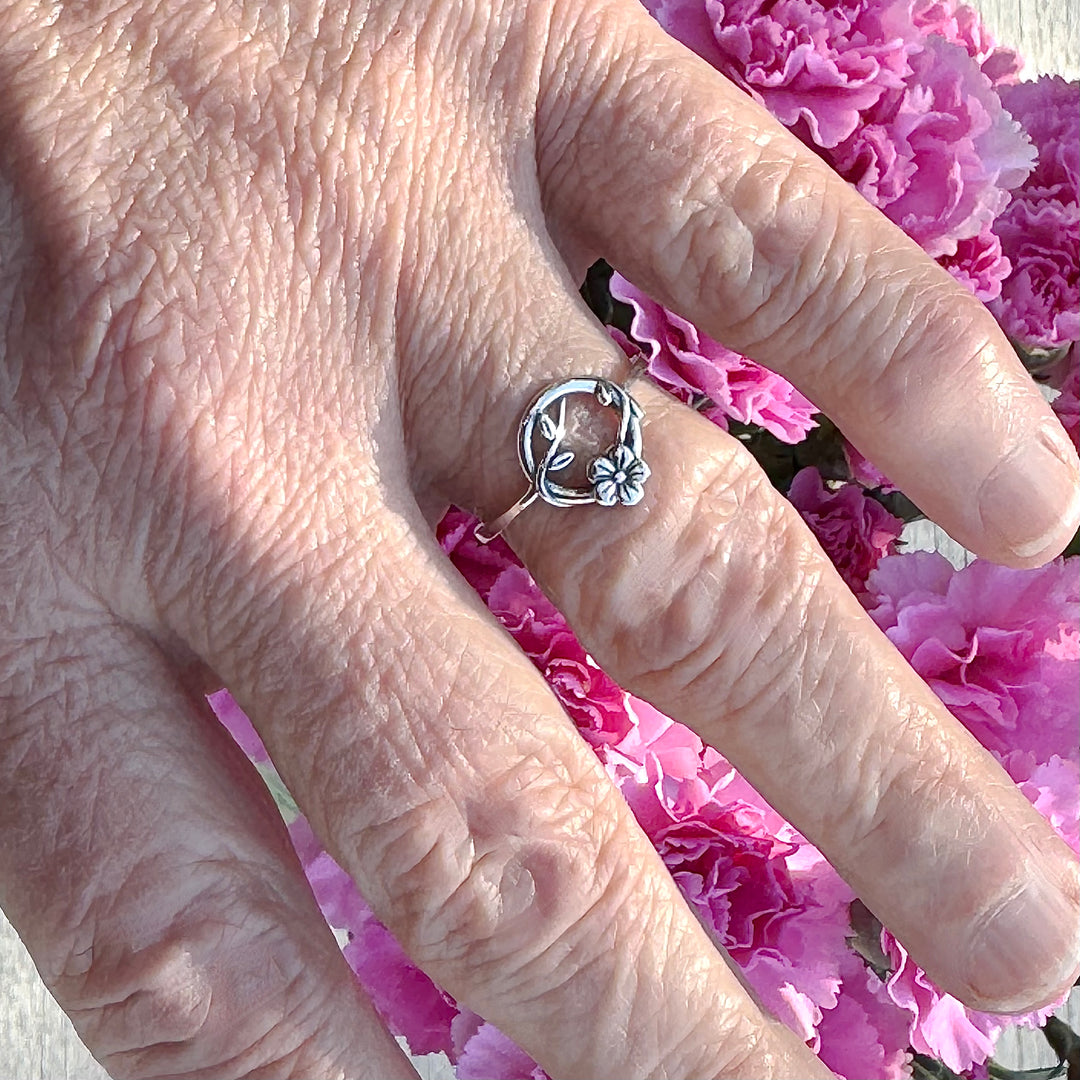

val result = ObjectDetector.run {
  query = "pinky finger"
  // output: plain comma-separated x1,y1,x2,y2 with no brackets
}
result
0,614,417,1080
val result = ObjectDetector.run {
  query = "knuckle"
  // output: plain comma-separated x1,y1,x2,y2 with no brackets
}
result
579,443,826,722
356,760,632,1004
694,151,835,337
48,892,327,1080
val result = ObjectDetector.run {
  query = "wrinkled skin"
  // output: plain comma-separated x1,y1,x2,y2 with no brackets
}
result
1,1,1078,1078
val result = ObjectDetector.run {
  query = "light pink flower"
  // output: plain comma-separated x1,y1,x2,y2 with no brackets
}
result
207,687,270,765
787,467,903,591
288,817,369,932
1001,751,1080,854
866,36,1034,258
844,441,898,493
881,931,1057,1073
611,727,852,1046
910,0,1021,87
989,197,1080,350
641,0,1032,261
865,552,1080,764
610,272,818,443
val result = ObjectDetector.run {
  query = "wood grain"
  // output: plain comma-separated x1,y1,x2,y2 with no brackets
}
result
1,1,1077,1077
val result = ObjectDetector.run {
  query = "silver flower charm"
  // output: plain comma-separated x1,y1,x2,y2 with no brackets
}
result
588,444,650,506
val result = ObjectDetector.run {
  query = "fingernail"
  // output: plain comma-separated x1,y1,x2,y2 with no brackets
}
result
979,426,1080,560
965,855,1080,1012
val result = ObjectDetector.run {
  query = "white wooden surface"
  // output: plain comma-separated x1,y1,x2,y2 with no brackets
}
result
2,2,1078,1078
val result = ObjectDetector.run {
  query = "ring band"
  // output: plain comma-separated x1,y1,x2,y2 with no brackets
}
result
475,375,650,543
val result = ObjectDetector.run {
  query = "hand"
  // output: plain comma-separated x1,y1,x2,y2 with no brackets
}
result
1,1,1077,1077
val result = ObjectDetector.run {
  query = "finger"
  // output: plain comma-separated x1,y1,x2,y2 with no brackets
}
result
0,615,416,1080
153,461,835,1078
438,282,1079,1017
536,0,1080,567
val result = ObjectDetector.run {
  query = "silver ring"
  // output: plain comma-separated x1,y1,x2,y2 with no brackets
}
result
476,375,650,543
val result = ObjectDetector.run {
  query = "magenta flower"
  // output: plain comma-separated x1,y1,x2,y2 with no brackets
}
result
844,440,898,492
937,225,1011,302
864,552,1080,764
643,0,920,149
1052,349,1080,450
609,715,853,1047
610,272,818,443
988,78,1079,352
640,0,1033,261
989,197,1080,350
207,687,270,765
788,467,903,591
440,510,633,747
816,952,912,1080
998,76,1079,205
287,818,461,1057
454,1019,547,1080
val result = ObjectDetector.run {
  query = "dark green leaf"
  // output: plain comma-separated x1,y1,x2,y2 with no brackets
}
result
847,899,892,982
987,1062,1066,1080
911,1053,966,1080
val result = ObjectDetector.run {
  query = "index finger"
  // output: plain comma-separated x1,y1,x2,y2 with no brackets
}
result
537,0,1080,565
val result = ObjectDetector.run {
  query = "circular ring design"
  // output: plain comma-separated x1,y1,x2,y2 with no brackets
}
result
476,375,649,543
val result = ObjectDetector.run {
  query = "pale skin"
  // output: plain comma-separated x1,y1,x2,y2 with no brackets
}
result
0,0,1078,1077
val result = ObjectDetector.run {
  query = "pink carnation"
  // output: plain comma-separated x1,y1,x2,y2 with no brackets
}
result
787,467,903,591
998,76,1079,205
454,1020,547,1080
609,706,853,1046
881,931,1056,1073
610,272,818,443
816,952,911,1080
437,508,521,602
844,441,898,493
287,818,461,1057
642,0,1032,260
937,225,1011,301
860,36,1034,258
439,509,633,747
989,197,1080,350
910,0,1021,87
988,79,1079,351
864,552,1080,764
1052,350,1080,450
644,0,920,149
1001,751,1080,854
